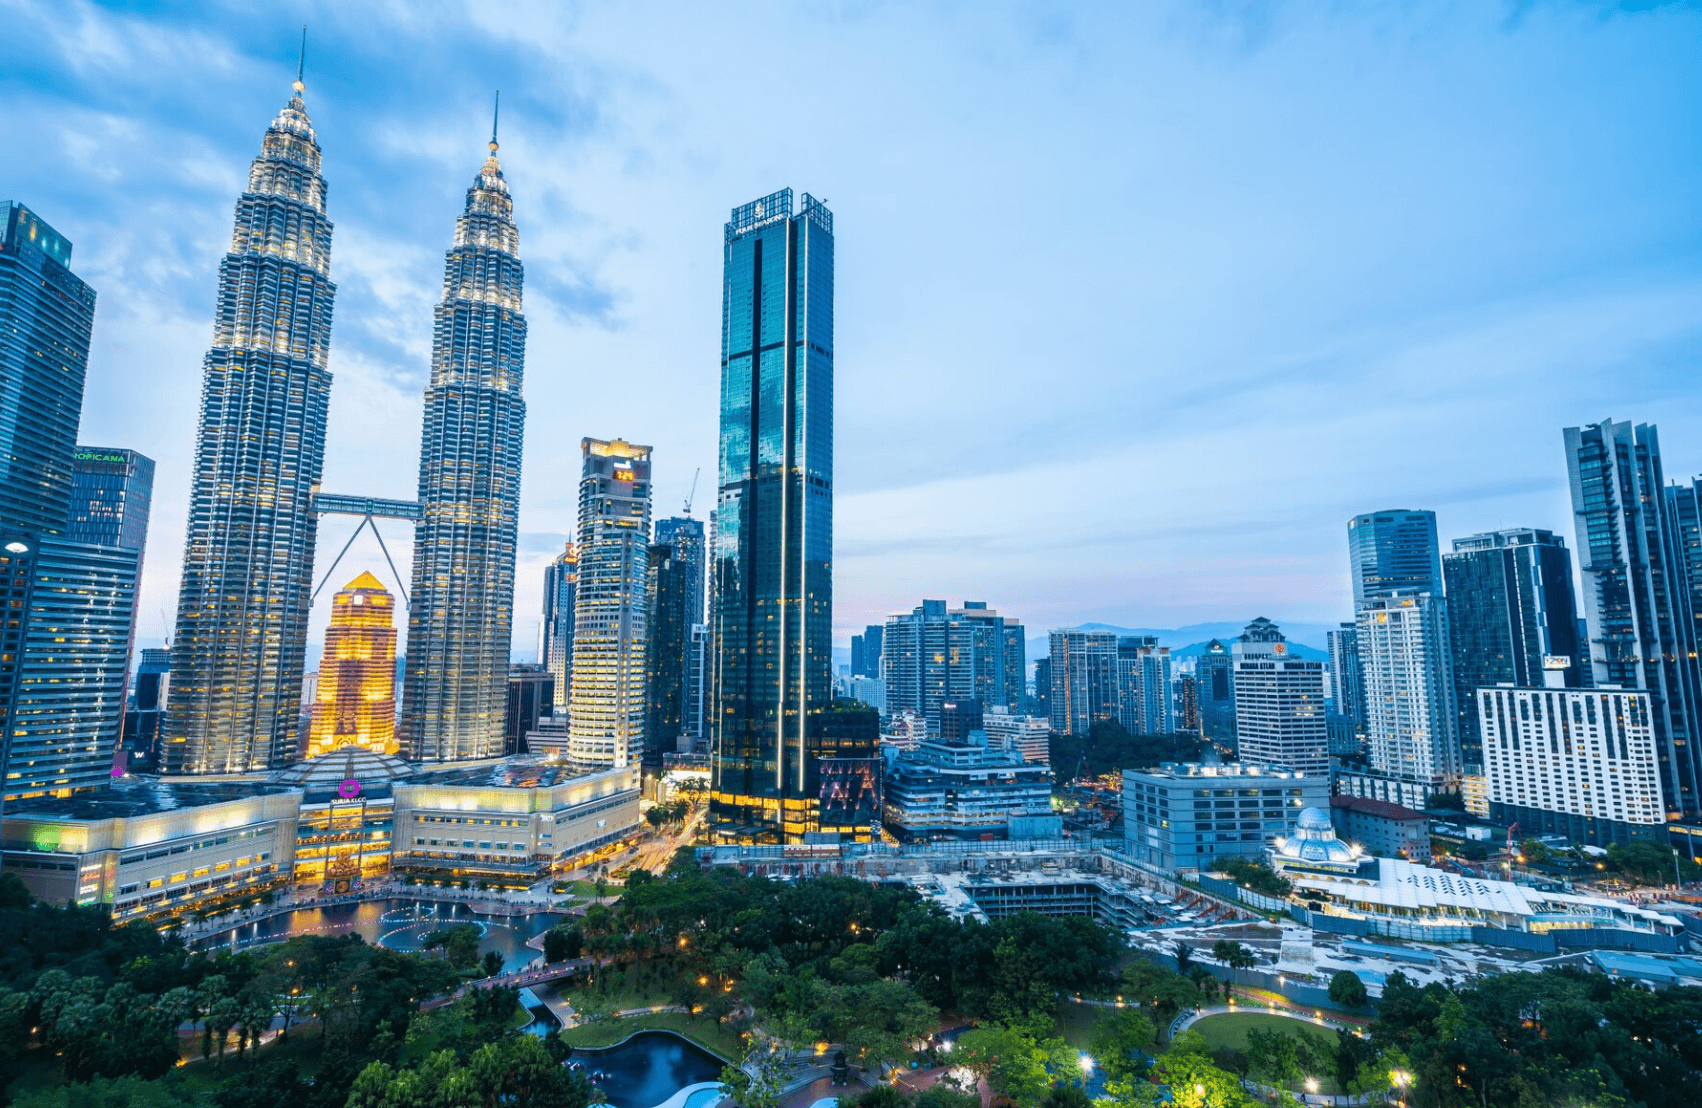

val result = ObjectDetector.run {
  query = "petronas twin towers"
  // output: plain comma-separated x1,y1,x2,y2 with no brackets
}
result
166,72,525,772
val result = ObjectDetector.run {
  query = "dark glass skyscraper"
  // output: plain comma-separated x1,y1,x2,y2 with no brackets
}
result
1,204,94,536
710,188,834,842
1442,528,1581,765
1565,419,1701,820
646,541,693,763
538,542,577,708
1196,638,1236,744
167,80,336,773
402,126,527,763
654,515,706,747
1348,509,1442,606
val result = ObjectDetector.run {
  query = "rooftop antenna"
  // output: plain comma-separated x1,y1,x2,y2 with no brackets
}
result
293,25,307,94
684,467,700,516
490,90,500,153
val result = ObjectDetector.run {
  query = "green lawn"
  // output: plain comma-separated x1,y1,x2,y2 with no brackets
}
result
551,965,693,1014
560,1011,742,1062
1188,1013,1342,1094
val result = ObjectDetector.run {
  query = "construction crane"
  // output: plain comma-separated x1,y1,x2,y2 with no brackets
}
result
683,467,700,516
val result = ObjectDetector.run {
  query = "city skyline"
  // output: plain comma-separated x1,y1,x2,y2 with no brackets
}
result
5,4,1702,662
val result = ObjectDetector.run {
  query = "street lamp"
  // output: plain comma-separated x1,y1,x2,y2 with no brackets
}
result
1079,1054,1093,1088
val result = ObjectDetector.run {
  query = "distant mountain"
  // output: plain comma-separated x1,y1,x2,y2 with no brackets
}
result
1026,619,1336,664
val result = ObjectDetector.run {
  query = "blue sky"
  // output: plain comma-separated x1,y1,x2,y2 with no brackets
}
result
4,0,1702,659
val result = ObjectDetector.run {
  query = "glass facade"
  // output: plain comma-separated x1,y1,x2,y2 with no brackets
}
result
167,83,337,773
711,189,835,842
1347,509,1441,607
1442,528,1581,765
5,540,137,800
538,543,578,708
567,439,652,768
401,135,527,763
1565,419,1701,820
0,204,95,537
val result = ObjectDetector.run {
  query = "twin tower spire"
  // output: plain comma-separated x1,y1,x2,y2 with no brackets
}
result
165,48,526,773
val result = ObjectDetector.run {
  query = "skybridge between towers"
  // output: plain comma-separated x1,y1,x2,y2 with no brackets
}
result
309,492,422,608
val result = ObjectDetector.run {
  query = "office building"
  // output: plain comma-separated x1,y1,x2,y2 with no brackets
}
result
806,700,882,841
1443,528,1582,765
1478,665,1666,845
652,516,706,751
646,539,694,760
939,699,984,743
4,542,138,801
1566,419,1701,820
1325,622,1364,757
882,600,1026,732
401,125,528,764
503,665,554,756
1122,762,1328,873
1196,639,1236,744
167,82,337,774
1348,509,1441,606
850,624,884,679
1328,795,1430,861
1116,635,1173,735
0,204,96,536
538,543,577,707
1046,628,1119,736
1232,643,1327,777
1357,591,1461,798
982,705,1051,764
303,573,399,760
710,189,835,842
567,439,652,768
847,676,886,714
881,729,1056,842
1030,657,1050,724
68,448,154,554
1175,671,1200,733
122,647,171,769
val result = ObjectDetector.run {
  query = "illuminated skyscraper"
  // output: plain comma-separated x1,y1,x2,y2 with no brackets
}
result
1565,419,1701,820
539,542,578,703
305,572,398,759
710,189,835,842
166,76,336,773
567,439,652,767
401,113,527,764
1348,509,1441,606
649,515,705,756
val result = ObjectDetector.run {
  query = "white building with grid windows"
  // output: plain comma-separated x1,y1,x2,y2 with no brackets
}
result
1478,660,1666,845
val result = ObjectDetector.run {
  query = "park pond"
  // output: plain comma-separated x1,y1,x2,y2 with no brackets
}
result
193,898,564,971
567,1031,724,1108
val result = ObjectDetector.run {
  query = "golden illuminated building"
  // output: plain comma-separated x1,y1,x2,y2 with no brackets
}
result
306,572,398,758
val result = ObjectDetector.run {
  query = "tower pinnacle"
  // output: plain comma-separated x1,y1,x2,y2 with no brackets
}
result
293,26,307,94
490,90,500,154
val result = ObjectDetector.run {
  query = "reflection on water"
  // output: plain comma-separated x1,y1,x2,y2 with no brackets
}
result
570,1031,723,1108
194,898,564,971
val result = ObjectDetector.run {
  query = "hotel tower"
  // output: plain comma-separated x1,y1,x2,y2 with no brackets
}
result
400,112,527,762
165,75,336,773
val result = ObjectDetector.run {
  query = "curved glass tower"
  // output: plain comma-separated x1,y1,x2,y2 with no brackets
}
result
400,129,527,763
166,78,336,773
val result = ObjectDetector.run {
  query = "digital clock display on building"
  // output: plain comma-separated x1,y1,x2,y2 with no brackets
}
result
614,468,635,482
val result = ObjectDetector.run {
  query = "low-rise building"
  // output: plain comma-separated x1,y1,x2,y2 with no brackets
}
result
881,731,1056,841
1271,808,1681,942
1121,761,1329,874
1,751,643,919
1329,794,1430,861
